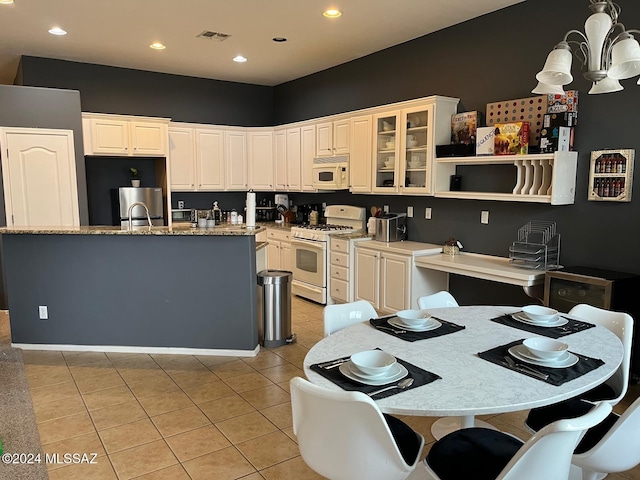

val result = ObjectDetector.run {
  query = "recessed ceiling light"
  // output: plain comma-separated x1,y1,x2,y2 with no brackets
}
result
233,55,247,63
273,37,288,43
0,0,15,5
150,43,166,50
48,27,67,36
323,9,342,18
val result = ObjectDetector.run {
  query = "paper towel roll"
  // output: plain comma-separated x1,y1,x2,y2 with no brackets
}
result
246,191,256,228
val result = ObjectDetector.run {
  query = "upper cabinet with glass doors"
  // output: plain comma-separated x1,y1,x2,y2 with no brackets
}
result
372,97,459,195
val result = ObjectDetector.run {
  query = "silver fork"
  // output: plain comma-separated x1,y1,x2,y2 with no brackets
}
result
503,355,549,381
375,325,407,334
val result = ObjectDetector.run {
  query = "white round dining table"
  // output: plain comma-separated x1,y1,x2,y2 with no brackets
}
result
303,306,623,436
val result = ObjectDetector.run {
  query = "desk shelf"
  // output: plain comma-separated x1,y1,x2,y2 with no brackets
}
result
434,152,578,205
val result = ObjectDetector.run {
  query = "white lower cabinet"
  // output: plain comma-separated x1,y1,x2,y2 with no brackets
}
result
266,228,292,270
354,241,448,313
330,236,371,303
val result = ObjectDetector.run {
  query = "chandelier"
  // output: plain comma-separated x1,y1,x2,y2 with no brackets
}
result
533,1,640,95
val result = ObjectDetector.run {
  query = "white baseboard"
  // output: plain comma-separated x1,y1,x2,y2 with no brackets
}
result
12,343,261,357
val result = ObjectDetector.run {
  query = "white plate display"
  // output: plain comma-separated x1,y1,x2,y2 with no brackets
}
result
511,312,568,327
339,361,408,385
389,317,442,332
508,345,578,368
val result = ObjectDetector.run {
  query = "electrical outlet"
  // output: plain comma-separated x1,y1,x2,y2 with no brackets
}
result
407,206,413,218
481,211,489,224
383,205,389,213
39,305,48,320
425,207,432,219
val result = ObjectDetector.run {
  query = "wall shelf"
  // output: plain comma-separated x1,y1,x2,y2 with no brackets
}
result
434,152,578,205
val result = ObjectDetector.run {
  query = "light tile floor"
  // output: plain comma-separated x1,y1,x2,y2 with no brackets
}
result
2,300,639,479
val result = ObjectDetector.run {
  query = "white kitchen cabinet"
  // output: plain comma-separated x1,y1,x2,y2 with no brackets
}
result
266,228,292,270
371,97,458,195
196,128,225,190
349,115,372,193
248,130,274,190
286,128,302,191
354,241,447,313
225,130,248,190
300,124,316,191
82,113,169,157
1,127,79,227
330,236,371,303
168,126,196,190
274,129,287,190
316,118,350,157
433,152,578,204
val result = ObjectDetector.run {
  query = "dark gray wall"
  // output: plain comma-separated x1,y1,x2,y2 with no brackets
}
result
3,233,259,350
18,57,275,127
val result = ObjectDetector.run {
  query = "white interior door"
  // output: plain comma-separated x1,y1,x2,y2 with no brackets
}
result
1,128,79,227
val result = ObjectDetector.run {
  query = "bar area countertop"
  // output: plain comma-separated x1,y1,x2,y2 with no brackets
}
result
0,224,266,235
0,224,263,356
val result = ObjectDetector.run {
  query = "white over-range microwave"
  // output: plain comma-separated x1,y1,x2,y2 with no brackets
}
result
312,155,349,190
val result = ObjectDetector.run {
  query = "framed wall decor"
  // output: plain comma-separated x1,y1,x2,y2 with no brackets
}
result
588,149,634,202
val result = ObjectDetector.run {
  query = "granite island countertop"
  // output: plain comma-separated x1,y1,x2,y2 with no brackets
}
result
0,224,266,236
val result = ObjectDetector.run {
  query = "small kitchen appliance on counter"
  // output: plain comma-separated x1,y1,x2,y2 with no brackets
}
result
374,213,407,242
274,193,289,223
290,205,366,305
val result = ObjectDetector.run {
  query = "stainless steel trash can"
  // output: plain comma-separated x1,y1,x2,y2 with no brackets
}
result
257,270,295,348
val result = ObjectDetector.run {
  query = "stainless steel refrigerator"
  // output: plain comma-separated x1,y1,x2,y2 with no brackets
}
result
118,187,165,226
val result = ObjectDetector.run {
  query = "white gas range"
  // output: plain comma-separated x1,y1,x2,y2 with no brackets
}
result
290,205,366,304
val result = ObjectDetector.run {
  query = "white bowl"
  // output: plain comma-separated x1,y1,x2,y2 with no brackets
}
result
522,305,559,323
408,161,420,168
396,309,431,327
407,140,418,148
350,350,397,376
523,337,569,360
385,141,395,149
384,161,394,168
382,121,393,131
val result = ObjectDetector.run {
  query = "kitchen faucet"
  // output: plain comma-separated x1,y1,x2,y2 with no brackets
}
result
127,201,153,229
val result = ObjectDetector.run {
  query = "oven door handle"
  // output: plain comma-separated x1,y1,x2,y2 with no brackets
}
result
291,238,326,252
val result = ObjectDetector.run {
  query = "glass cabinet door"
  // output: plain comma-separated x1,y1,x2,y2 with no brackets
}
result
400,106,431,193
373,112,400,192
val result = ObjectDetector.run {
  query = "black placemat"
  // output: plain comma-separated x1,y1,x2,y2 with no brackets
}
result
478,339,605,386
310,351,441,399
491,313,595,339
369,315,465,342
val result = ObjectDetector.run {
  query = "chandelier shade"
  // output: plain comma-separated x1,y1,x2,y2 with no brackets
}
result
532,1,640,95
536,46,574,86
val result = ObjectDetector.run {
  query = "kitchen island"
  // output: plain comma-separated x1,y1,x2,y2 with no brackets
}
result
1,224,266,356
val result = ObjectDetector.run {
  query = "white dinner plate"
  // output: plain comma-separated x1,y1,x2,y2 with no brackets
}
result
511,312,568,327
516,345,571,364
508,345,578,369
339,361,408,386
389,317,442,332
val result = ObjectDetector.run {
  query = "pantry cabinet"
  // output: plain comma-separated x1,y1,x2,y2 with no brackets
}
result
82,113,169,157
354,241,447,314
316,119,350,157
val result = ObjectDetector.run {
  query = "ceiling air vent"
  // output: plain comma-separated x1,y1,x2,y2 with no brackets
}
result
197,31,231,41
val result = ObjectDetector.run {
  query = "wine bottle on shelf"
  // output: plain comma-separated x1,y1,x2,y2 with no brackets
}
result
603,178,610,197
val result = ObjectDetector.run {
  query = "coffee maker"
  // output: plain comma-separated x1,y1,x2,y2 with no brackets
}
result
274,194,289,223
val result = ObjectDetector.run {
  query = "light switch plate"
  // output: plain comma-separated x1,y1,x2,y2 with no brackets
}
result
39,305,48,320
407,206,413,218
481,211,489,224
425,207,432,219
383,205,389,213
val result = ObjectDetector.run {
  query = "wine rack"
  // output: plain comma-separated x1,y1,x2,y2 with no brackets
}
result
588,149,634,202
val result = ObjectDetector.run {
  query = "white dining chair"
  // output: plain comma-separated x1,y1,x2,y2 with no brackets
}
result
423,402,612,480
323,299,377,336
417,291,459,309
525,304,634,432
290,376,425,480
570,396,640,480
